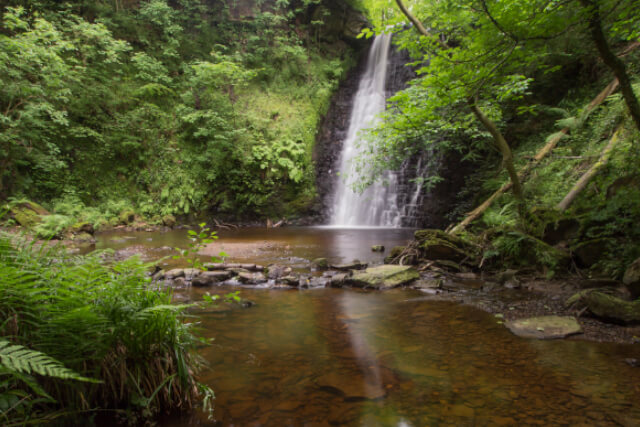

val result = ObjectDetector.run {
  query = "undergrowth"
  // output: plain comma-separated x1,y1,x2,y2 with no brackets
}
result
0,232,214,424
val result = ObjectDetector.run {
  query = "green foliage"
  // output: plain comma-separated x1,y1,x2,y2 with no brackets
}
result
0,0,355,218
173,223,227,271
0,232,213,423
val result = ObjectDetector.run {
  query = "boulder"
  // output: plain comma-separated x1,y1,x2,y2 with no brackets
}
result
306,277,331,288
119,210,136,225
70,232,95,243
165,268,185,279
572,238,612,268
505,316,582,339
237,272,267,285
371,245,385,252
348,265,419,289
330,273,349,288
192,271,232,286
151,269,165,281
172,277,186,287
414,229,476,263
267,265,293,280
278,275,299,287
623,258,640,299
71,222,95,235
9,201,50,227
183,268,201,279
162,215,176,227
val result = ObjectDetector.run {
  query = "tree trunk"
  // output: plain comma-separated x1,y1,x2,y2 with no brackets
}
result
449,78,620,234
468,98,525,203
580,0,640,133
556,126,622,211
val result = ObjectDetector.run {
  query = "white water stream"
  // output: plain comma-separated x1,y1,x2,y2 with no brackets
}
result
330,34,403,227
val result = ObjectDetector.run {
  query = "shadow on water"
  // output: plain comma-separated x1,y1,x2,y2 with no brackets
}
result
93,228,640,426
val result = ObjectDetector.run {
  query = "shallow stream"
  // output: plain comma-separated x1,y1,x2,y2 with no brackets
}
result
93,227,640,426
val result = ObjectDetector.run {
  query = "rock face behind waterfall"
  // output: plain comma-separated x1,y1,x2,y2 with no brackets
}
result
315,36,473,228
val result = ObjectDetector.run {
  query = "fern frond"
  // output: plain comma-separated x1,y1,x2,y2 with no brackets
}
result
0,341,99,383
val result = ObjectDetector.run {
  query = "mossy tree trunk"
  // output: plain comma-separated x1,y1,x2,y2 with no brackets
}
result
579,0,640,133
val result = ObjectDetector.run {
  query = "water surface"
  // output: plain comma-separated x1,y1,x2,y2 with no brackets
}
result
93,228,640,426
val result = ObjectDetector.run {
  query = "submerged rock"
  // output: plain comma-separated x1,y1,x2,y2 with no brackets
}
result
623,257,640,299
348,265,419,289
505,316,582,339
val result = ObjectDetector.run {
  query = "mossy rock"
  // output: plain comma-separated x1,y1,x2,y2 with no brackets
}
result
119,210,136,225
414,229,476,263
71,222,95,235
505,316,582,339
11,208,42,227
162,215,177,227
348,265,419,289
19,201,49,215
384,246,411,264
9,201,50,227
70,232,95,243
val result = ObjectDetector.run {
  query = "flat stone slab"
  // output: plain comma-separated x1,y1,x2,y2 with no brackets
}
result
348,265,419,289
505,316,582,340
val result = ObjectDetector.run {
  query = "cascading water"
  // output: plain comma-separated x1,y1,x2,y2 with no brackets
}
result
330,34,403,227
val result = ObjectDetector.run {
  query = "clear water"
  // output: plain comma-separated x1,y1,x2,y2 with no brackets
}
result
93,229,640,426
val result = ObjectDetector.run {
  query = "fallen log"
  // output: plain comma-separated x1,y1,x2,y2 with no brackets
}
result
448,77,620,234
556,126,623,211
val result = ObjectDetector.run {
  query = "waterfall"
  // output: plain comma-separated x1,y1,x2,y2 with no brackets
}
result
330,34,403,227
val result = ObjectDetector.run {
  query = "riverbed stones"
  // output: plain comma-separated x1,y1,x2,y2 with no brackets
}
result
331,260,367,271
165,268,185,279
267,264,292,280
204,262,264,272
237,271,267,285
277,275,299,287
330,273,349,287
183,268,201,279
505,316,582,339
348,265,419,289
623,257,640,299
192,271,232,286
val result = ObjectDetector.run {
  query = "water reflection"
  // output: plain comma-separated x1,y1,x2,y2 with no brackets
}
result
161,287,640,426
